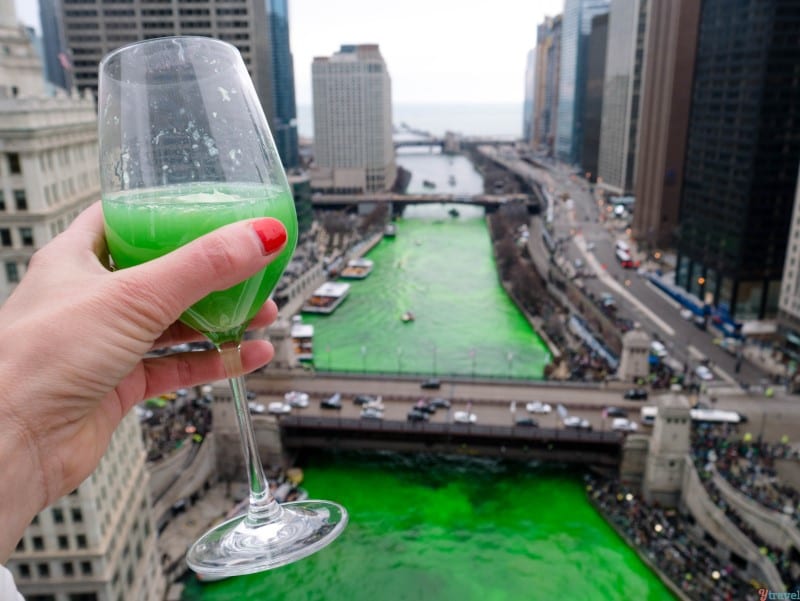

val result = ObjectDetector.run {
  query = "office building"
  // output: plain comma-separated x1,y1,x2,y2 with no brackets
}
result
555,0,609,166
59,0,275,130
311,44,396,193
675,0,800,320
267,0,299,169
0,2,98,303
632,0,700,251
579,12,607,182
532,15,562,155
523,49,536,145
39,0,71,90
777,167,800,362
597,0,647,196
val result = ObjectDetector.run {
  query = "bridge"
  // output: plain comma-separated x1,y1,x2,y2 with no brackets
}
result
278,415,623,466
393,135,518,150
311,192,538,212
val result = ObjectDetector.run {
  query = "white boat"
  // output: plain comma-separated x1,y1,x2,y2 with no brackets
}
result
401,311,415,323
291,317,314,361
302,282,350,314
340,257,374,280
384,223,397,237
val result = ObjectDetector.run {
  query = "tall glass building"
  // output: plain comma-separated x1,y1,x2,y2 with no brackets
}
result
38,0,71,90
676,0,800,320
580,12,608,182
555,0,609,166
267,0,299,169
532,15,562,156
523,49,536,145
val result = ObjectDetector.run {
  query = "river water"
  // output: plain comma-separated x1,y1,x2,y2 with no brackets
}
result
179,150,676,600
303,149,550,379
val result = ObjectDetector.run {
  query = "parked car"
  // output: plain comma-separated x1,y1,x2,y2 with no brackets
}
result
360,407,383,420
453,411,477,424
407,409,429,423
414,398,437,414
429,397,451,409
695,365,714,381
267,402,292,415
612,417,638,432
247,401,266,414
320,393,342,410
420,378,442,390
515,417,539,427
563,416,592,430
353,394,378,406
604,407,628,418
525,401,552,414
623,388,648,400
362,397,385,411
284,391,309,408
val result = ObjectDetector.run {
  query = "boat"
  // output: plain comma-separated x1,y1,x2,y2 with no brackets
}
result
290,316,314,361
302,282,350,314
401,311,415,323
384,223,397,238
448,175,456,186
422,179,436,189
448,208,460,218
340,257,374,280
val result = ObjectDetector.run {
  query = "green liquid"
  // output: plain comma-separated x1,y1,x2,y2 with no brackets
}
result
103,182,297,344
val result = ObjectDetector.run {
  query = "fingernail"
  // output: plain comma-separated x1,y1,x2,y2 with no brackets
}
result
252,219,287,256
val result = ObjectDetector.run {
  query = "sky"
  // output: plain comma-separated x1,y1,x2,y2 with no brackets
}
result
14,0,565,105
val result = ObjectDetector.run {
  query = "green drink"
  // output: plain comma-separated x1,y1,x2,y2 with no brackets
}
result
103,181,298,344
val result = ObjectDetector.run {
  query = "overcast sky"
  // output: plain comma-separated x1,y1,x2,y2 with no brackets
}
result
14,0,564,105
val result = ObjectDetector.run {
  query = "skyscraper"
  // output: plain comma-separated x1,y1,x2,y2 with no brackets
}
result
632,0,700,251
39,0,71,90
675,0,800,320
267,0,299,169
311,44,396,194
777,166,800,363
555,0,609,166
532,15,562,156
580,12,608,182
597,0,647,196
59,1,275,133
523,49,536,145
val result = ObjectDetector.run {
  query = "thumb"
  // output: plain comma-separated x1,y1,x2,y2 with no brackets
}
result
118,217,287,326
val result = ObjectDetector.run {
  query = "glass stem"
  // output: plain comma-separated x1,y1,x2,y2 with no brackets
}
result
218,341,282,527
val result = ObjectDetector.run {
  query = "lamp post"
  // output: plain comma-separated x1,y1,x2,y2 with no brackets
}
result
361,345,367,373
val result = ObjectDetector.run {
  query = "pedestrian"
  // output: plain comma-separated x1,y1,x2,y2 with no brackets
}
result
0,204,287,584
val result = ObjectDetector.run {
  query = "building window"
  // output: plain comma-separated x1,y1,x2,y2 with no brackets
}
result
17,564,30,579
58,535,69,550
32,536,44,551
14,190,27,211
28,596,56,601
15,539,24,552
80,561,92,576
8,153,21,174
62,562,74,577
68,594,98,601
37,563,50,577
71,508,83,523
19,227,34,246
76,534,87,549
52,508,64,523
0,190,5,210
0,228,10,246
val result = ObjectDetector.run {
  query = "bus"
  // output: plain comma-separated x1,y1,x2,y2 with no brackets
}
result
639,406,743,426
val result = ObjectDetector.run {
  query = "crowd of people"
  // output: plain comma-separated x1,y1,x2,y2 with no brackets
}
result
139,390,213,463
587,476,755,600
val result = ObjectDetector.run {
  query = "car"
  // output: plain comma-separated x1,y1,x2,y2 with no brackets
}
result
623,388,648,400
563,416,592,430
414,398,437,414
612,417,638,432
248,401,266,414
407,409,430,423
680,308,693,321
526,401,552,414
453,411,477,424
284,391,309,408
515,417,539,427
353,394,378,406
420,378,442,390
650,341,668,358
360,407,383,420
320,393,342,410
604,407,628,418
695,365,714,381
267,402,292,415
362,397,385,411
429,397,451,409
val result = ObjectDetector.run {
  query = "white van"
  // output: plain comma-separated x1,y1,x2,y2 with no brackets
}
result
615,240,631,254
650,340,668,358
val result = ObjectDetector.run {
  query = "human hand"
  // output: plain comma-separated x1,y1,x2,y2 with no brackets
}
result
0,202,287,560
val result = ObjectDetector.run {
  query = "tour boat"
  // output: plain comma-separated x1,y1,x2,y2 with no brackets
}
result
401,311,415,323
384,223,397,238
290,316,314,361
302,282,351,314
422,179,436,189
340,257,374,280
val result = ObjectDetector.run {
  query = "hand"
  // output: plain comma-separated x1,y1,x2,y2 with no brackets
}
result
0,202,287,560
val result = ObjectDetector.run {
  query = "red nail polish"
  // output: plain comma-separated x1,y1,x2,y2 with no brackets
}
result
252,219,287,255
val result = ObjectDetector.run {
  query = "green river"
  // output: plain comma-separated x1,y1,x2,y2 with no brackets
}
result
180,154,675,600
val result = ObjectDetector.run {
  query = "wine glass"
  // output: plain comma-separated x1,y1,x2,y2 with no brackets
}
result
97,36,347,578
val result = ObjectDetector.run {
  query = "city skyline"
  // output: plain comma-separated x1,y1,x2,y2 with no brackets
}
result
14,0,564,105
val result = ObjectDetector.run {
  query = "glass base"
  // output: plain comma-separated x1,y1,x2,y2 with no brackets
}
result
187,500,348,580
